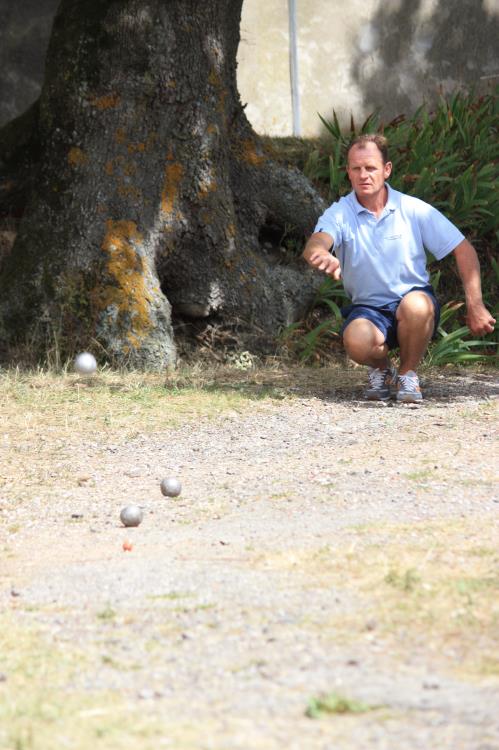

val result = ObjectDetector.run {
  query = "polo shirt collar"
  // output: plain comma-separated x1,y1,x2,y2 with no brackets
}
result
385,183,398,212
351,183,398,215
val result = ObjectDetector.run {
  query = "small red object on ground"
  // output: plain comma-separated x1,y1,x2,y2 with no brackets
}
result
122,540,133,552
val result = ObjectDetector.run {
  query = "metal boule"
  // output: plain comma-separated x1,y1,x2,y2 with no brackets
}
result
120,505,143,527
74,352,97,375
160,477,182,497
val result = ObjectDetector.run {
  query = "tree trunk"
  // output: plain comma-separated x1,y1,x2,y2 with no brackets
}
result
0,0,325,369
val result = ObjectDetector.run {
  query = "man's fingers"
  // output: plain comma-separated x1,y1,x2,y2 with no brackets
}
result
323,262,338,275
317,258,330,271
467,317,496,336
307,252,341,278
311,254,330,268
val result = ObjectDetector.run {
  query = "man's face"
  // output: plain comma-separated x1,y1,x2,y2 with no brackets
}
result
347,143,392,201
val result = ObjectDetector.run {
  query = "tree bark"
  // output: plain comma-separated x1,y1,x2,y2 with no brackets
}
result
0,0,325,369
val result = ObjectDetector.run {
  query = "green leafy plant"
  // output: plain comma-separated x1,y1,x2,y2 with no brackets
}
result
305,691,375,719
280,277,348,362
294,88,498,365
426,301,498,366
385,568,421,592
306,89,499,248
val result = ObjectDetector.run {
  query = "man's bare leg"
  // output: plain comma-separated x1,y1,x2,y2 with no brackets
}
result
343,318,395,400
342,318,389,367
396,291,435,374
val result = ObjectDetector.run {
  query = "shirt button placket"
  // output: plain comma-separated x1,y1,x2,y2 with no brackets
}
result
375,220,383,252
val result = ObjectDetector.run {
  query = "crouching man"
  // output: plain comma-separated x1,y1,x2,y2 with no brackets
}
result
303,134,495,402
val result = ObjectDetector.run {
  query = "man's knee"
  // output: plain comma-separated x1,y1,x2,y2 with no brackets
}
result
397,292,435,325
343,318,386,359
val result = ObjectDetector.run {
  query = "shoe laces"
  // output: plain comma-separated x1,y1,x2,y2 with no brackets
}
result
398,371,420,390
368,367,390,388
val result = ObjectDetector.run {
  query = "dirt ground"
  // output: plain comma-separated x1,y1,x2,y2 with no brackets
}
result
0,363,498,750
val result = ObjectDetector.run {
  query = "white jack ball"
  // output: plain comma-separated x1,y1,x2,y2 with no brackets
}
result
74,352,97,375
160,477,182,497
120,505,143,527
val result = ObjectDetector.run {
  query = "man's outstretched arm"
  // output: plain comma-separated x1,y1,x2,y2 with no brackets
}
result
303,232,341,279
453,239,496,336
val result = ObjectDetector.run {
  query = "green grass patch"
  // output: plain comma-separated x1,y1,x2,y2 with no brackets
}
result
384,567,421,592
305,692,376,718
96,605,117,621
146,591,193,601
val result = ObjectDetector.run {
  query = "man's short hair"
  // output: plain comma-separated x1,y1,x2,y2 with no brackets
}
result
347,134,389,164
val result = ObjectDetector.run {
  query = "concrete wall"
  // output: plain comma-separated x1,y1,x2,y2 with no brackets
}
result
1,0,498,134
238,0,499,136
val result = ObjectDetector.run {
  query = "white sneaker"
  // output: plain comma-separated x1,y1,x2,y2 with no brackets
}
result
396,370,423,403
364,365,398,401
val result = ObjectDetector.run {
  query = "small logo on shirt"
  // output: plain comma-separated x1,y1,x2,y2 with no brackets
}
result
385,234,402,240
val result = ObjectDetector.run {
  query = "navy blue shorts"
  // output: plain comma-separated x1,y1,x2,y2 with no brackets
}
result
341,285,440,351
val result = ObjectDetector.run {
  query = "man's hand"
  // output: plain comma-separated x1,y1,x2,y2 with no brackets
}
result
453,240,496,337
303,232,342,280
465,302,496,336
307,250,341,279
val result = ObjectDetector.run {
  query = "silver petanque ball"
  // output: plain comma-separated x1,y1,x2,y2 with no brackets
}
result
160,477,182,497
120,505,143,527
74,352,97,375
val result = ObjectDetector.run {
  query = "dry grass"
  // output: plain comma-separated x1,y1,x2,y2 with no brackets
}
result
258,517,499,679
0,620,206,750
0,365,276,438
0,361,363,439
0,363,497,749
0,362,353,504
2,516,497,748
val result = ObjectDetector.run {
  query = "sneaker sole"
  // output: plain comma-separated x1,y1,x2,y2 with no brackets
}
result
396,393,423,403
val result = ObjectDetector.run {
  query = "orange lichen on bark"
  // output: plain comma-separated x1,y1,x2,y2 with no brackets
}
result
96,220,154,348
146,132,158,148
127,142,146,154
117,183,142,201
105,155,129,177
68,147,88,167
89,93,121,110
123,162,137,176
115,128,127,144
207,69,227,115
240,139,265,166
161,155,184,217
217,89,227,114
208,69,221,87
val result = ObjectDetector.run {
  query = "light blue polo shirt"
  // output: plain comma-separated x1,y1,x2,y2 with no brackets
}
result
314,184,464,306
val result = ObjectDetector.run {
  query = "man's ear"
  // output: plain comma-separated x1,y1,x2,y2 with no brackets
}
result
384,161,393,178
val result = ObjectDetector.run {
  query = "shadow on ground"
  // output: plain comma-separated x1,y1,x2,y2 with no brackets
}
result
165,364,499,405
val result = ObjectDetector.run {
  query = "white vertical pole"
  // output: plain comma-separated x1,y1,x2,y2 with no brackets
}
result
288,0,301,136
